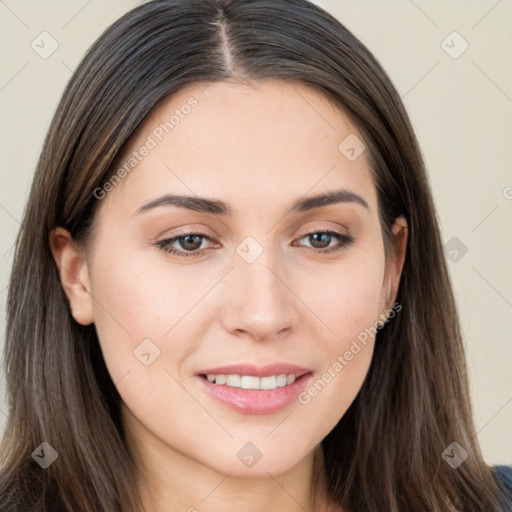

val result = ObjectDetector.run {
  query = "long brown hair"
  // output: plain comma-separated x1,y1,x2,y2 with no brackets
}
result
1,1,509,510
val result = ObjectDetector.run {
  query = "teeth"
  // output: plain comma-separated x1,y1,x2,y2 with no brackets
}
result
226,375,241,387
215,374,226,385
241,375,260,389
205,373,299,389
260,376,277,390
276,374,287,387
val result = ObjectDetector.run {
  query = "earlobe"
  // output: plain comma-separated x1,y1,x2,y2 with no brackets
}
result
379,216,408,322
49,227,95,325
391,216,408,279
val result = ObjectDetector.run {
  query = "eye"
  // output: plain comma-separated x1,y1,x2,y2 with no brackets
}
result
294,229,355,253
155,228,355,259
155,232,215,259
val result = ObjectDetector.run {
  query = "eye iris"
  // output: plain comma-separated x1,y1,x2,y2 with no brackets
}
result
180,234,203,251
310,232,331,249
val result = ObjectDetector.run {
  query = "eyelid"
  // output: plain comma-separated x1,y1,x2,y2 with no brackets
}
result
295,223,350,239
154,224,219,241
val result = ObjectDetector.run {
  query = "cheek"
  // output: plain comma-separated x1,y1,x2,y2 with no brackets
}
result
296,307,377,444
304,251,385,345
88,242,226,383
293,251,384,429
87,245,175,378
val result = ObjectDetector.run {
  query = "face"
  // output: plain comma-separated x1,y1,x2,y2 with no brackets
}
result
53,80,406,479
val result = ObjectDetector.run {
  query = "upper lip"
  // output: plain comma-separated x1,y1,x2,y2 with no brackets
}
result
198,363,312,378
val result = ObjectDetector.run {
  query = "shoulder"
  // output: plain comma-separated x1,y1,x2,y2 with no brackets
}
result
493,465,512,510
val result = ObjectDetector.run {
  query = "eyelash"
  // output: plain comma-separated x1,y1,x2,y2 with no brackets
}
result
155,229,355,259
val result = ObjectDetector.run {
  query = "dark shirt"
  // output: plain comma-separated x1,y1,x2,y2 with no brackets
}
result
495,465,512,511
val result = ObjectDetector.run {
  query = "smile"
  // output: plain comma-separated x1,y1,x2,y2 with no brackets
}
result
196,364,313,415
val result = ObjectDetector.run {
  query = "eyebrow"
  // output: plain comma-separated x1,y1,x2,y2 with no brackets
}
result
134,188,369,216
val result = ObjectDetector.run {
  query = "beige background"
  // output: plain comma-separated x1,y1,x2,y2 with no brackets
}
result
0,0,511,464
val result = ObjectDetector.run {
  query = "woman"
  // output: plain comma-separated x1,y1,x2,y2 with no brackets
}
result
0,0,511,510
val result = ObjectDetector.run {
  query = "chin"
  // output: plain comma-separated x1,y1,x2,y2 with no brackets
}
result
200,443,311,478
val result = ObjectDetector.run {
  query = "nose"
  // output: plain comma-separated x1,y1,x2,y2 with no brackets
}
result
220,247,300,342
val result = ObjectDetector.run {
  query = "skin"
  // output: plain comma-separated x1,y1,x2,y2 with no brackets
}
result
50,79,407,512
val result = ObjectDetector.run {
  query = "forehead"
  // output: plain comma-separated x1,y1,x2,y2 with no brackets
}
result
102,79,376,218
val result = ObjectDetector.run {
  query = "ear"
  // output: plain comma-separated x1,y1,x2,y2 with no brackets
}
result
378,215,408,323
49,227,95,325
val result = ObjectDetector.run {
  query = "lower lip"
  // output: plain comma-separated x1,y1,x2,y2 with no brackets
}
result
196,373,313,415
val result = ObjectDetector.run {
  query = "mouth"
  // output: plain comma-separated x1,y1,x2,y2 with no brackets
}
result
195,364,313,415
